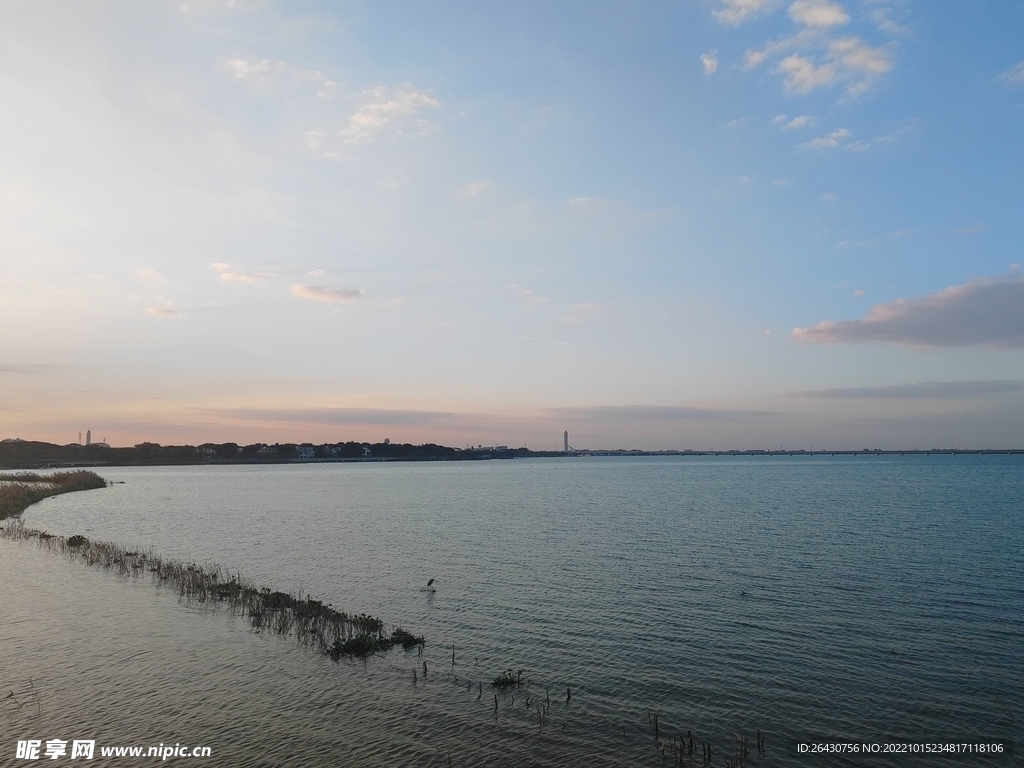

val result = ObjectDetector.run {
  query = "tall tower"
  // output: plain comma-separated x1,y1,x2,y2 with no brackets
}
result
86,430,91,446
564,430,569,453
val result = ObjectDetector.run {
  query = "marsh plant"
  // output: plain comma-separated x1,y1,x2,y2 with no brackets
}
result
0,471,107,520
0,521,423,659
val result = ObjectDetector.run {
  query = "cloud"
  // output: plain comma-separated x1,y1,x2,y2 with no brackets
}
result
744,50,768,68
701,50,719,75
338,85,441,143
844,124,912,152
746,31,892,95
793,274,1024,347
950,224,985,237
461,180,492,197
211,262,271,283
800,127,851,149
776,55,836,92
516,288,547,307
822,192,838,202
290,284,363,302
788,0,849,28
999,60,1024,86
146,297,183,317
829,37,892,93
212,406,453,426
137,268,164,283
0,364,59,376
546,405,777,422
783,114,814,129
794,380,1024,400
563,302,604,324
714,0,776,25
225,58,335,97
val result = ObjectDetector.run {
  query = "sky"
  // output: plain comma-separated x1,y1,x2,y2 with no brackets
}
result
1,0,1023,450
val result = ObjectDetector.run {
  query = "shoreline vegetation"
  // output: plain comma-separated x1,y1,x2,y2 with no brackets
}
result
2,438,1023,470
0,471,423,659
0,470,108,520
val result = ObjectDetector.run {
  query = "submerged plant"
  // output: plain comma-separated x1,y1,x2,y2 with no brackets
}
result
0,521,425,661
492,670,517,689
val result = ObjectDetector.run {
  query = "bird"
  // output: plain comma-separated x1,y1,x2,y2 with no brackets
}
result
427,578,436,592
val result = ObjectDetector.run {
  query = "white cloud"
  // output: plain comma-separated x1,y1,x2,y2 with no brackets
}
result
829,37,892,94
563,302,604,324
950,225,985,237
784,114,815,129
462,181,492,197
137,268,164,283
225,58,335,96
777,55,836,92
338,85,441,143
210,262,271,283
866,5,910,35
998,60,1024,86
701,50,719,75
517,288,547,307
714,0,776,25
739,24,892,95
800,127,850,149
793,274,1024,347
290,284,363,302
844,124,912,152
788,0,849,28
822,192,838,202
744,49,768,68
146,298,182,317
772,114,787,125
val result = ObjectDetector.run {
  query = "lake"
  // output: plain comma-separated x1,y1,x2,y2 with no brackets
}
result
2,456,1021,766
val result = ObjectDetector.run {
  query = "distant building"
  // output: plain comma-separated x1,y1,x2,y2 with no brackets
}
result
296,446,315,460
86,430,92,446
362,446,372,458
564,431,569,453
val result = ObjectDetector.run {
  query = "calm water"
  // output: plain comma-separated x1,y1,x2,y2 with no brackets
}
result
2,456,1022,767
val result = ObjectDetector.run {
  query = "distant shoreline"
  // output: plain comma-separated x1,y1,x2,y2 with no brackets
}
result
1,439,1022,470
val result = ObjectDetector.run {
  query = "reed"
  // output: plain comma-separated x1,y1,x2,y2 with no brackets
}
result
0,520,424,660
0,471,107,520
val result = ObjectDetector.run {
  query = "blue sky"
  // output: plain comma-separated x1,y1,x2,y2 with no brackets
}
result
1,0,1022,449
